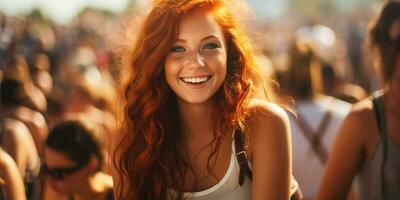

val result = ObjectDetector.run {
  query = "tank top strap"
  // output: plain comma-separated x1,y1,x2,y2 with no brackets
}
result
372,91,389,200
372,92,389,139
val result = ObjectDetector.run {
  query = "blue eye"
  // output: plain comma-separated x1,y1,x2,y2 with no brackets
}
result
171,46,186,52
203,43,219,50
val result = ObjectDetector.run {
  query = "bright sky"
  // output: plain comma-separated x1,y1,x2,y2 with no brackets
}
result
0,0,288,24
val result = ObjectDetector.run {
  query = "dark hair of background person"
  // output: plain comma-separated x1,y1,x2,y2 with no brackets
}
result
368,1,400,85
280,40,323,100
0,79,27,106
45,120,104,170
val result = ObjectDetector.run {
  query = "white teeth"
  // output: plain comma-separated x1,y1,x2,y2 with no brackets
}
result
181,76,210,84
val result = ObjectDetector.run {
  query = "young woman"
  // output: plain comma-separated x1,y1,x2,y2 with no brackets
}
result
317,1,400,199
42,119,113,200
113,0,292,199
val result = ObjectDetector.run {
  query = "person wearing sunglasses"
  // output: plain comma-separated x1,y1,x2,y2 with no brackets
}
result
42,119,113,200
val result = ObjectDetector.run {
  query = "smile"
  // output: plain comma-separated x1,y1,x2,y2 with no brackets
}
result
180,76,212,84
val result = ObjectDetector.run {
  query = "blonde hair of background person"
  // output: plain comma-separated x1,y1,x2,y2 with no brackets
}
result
317,1,400,199
112,0,293,199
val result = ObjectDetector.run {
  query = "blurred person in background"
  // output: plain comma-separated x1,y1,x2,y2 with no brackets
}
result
65,45,117,123
63,56,116,171
277,39,351,200
321,61,367,104
0,118,40,200
3,54,47,113
31,53,53,96
42,118,113,200
318,1,400,199
0,147,27,200
294,24,368,104
0,76,48,157
44,86,66,129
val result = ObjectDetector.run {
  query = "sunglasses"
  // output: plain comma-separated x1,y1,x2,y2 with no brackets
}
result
41,163,85,180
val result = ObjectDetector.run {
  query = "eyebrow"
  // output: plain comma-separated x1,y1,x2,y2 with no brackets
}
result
176,35,220,43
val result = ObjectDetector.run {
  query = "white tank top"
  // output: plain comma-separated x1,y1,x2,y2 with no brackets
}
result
169,141,252,200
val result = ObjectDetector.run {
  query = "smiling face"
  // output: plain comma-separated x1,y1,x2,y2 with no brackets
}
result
164,7,227,105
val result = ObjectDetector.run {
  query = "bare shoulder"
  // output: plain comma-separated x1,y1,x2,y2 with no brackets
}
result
244,99,291,199
16,106,47,129
246,98,290,125
2,118,30,142
339,98,377,145
344,98,375,131
245,99,291,161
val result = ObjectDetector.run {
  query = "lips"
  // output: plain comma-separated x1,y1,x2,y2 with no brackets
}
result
179,75,212,84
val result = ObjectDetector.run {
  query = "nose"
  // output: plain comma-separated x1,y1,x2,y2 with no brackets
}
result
186,52,205,68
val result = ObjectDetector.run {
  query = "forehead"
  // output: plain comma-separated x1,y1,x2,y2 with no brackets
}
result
44,147,76,167
178,7,224,39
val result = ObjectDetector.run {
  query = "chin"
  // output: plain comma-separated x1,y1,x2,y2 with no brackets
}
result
178,95,214,105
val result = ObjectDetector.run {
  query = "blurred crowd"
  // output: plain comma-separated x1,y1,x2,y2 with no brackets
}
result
0,2,394,200
0,8,118,200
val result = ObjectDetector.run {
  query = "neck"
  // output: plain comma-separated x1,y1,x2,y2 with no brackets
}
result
177,99,216,141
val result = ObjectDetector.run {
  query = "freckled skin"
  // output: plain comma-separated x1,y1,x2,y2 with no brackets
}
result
164,8,227,105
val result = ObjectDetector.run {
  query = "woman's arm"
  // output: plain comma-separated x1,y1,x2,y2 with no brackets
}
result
317,109,367,200
2,118,31,177
0,148,27,200
247,100,292,200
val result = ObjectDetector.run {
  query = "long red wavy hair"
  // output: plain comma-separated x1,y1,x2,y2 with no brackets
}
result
113,0,266,199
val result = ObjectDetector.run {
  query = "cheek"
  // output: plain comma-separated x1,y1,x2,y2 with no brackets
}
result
208,53,227,76
164,58,179,83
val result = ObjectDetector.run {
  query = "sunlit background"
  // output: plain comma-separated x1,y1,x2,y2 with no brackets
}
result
0,0,386,103
0,1,392,199
1,0,380,24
